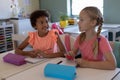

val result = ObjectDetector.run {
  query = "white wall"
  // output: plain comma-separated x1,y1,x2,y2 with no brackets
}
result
0,0,11,19
18,0,40,16
0,0,40,19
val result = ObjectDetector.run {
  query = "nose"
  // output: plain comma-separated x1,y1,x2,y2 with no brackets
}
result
43,22,49,27
77,20,80,25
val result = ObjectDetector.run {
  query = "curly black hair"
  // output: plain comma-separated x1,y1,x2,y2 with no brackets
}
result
30,10,50,29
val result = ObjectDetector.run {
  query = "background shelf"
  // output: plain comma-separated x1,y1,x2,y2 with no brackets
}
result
0,24,14,53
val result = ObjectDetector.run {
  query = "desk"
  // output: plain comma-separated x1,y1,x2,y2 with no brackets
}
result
5,58,120,80
64,25,108,38
102,24,120,41
0,50,50,80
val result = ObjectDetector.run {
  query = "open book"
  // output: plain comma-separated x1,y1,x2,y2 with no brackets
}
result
25,57,46,64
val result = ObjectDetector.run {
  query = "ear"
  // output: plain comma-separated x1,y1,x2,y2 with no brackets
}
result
91,19,97,26
34,26,37,29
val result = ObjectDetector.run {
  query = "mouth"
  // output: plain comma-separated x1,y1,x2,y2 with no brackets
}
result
43,27,49,31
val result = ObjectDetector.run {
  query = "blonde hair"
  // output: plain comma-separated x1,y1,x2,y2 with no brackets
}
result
79,6,103,58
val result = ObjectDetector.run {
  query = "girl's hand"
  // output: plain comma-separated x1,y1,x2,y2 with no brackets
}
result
65,51,75,60
75,58,88,67
28,51,38,58
34,50,45,58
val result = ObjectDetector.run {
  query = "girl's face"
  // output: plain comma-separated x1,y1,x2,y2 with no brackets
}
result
35,16,49,34
78,11,95,32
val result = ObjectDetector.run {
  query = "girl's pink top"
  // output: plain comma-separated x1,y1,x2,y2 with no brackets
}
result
74,35,112,61
28,29,58,53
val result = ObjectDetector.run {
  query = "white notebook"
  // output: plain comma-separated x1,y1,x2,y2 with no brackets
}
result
25,57,45,64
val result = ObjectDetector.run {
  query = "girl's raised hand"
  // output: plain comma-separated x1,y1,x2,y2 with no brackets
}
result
65,51,75,60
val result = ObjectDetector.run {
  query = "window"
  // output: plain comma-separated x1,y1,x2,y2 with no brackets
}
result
72,0,103,16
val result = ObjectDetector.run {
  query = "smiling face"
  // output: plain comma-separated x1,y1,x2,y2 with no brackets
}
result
35,16,49,35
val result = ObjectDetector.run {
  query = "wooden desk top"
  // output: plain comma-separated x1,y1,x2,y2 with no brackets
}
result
5,57,120,80
0,50,50,80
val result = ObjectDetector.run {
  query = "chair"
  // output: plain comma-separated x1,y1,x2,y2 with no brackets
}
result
60,34,82,58
12,34,27,49
109,41,120,68
60,34,75,52
116,37,120,41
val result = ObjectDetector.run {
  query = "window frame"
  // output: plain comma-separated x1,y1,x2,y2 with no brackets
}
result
70,0,103,17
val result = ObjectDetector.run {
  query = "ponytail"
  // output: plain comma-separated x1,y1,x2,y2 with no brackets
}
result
93,17,103,58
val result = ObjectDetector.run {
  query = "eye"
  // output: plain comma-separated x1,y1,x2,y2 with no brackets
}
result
80,19,83,21
40,21,44,24
45,20,48,23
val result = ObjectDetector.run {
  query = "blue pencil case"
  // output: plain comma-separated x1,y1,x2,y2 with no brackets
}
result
44,63,76,80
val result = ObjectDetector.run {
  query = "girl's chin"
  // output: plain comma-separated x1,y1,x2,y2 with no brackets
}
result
79,29,83,32
43,29,49,31
44,30,49,33
79,30,85,32
79,28,83,31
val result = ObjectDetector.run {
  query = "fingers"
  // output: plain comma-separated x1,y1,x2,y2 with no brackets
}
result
65,51,75,60
76,64,80,68
75,58,82,63
66,55,74,60
29,51,38,58
37,54,43,58
75,58,82,67
65,54,74,60
36,50,45,58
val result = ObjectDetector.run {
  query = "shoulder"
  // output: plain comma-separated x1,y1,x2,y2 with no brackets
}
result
48,29,59,36
99,35,110,46
28,31,37,35
75,35,80,40
99,35,108,42
74,35,80,44
99,35,113,53
28,31,37,38
49,29,59,34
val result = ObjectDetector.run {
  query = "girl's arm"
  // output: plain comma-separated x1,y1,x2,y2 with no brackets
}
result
15,36,37,58
76,36,116,70
65,47,79,60
76,52,116,70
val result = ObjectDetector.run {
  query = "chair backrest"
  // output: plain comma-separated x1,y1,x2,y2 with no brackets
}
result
60,34,75,52
12,34,27,49
109,41,120,68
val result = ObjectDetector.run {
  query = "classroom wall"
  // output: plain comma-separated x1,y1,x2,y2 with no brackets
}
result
0,0,40,19
1,0,120,23
0,0,11,19
40,0,120,24
18,0,40,16
104,0,120,24
39,0,70,22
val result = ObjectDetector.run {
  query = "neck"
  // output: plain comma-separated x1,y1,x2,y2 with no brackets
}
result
38,31,48,37
85,29,97,40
